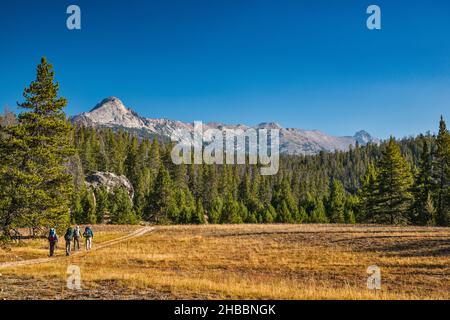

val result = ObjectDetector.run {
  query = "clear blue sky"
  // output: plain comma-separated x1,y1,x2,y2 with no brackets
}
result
1,0,449,139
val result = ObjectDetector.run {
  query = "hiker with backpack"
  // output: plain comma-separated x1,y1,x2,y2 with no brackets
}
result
64,227,74,256
73,226,82,251
48,228,58,257
83,226,94,251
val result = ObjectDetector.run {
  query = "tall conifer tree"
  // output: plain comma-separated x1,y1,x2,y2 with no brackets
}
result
433,116,450,226
411,138,435,225
375,138,413,224
0,58,74,235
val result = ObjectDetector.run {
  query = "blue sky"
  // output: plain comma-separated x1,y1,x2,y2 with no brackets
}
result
1,0,449,139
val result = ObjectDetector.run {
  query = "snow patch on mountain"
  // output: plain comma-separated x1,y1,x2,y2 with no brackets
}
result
71,97,380,155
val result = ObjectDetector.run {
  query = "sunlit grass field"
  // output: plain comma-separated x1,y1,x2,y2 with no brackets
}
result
0,224,449,299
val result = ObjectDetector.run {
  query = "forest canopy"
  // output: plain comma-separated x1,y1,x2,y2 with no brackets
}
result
1,59,449,237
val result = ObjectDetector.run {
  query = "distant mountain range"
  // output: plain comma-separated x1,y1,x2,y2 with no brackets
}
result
71,97,380,155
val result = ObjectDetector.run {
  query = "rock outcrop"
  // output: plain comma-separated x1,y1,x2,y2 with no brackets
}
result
85,171,134,200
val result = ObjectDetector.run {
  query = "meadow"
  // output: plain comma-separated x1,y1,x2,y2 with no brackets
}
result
0,224,448,300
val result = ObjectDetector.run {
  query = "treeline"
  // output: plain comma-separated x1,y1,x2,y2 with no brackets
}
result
72,120,449,227
1,59,449,237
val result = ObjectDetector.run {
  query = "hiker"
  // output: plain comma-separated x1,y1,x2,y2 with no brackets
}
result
48,228,58,257
73,225,82,251
64,227,74,256
83,226,94,251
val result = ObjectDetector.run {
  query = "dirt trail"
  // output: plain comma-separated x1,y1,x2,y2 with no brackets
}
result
0,226,154,270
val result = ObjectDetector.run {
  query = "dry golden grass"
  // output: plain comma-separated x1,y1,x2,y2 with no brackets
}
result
0,225,140,263
0,224,449,300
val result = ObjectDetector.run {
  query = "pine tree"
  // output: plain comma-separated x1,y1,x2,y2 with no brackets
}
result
109,187,138,224
202,165,219,211
70,192,84,224
299,192,316,218
192,199,206,224
433,116,450,226
125,136,139,185
328,179,346,223
345,194,360,223
145,165,175,223
423,193,436,226
0,58,74,235
238,170,262,215
411,138,435,225
359,163,378,222
344,209,356,224
208,197,223,224
221,194,242,224
258,176,273,206
94,186,109,224
261,204,276,223
148,138,161,177
309,199,328,223
375,138,413,224
239,201,249,222
80,189,97,224
133,167,151,218
173,187,195,224
272,177,298,223
278,201,293,223
297,206,308,223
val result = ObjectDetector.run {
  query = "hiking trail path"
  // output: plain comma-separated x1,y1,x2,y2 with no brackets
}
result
0,226,154,270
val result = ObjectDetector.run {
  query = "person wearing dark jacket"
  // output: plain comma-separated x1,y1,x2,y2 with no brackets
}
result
48,228,58,257
83,226,94,251
64,227,74,256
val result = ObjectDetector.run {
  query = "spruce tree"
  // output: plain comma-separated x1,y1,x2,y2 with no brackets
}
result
359,162,378,222
375,138,413,224
261,204,276,223
221,194,242,224
71,192,84,224
433,116,450,226
328,179,346,223
173,187,195,224
344,209,356,224
80,189,97,224
125,136,139,185
345,194,360,223
192,199,206,224
239,201,249,222
278,201,293,223
411,138,435,225
297,206,308,223
133,167,151,218
109,187,138,224
309,199,328,223
148,138,161,177
145,165,175,223
0,58,74,235
208,197,223,224
272,178,298,223
94,186,109,223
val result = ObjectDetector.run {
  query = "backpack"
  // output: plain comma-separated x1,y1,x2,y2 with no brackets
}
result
48,229,57,242
64,228,74,241
73,227,81,239
84,227,93,238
